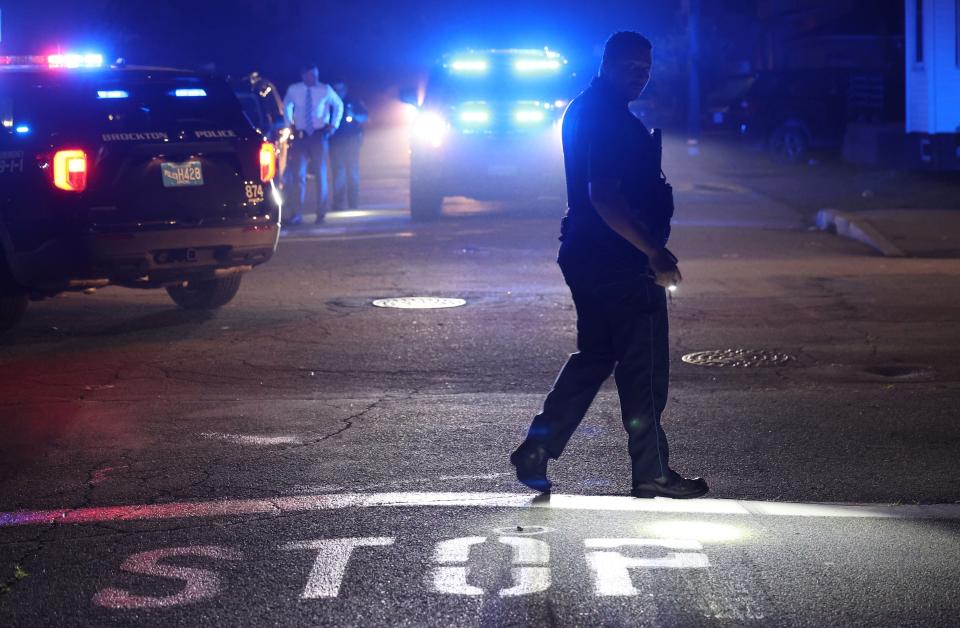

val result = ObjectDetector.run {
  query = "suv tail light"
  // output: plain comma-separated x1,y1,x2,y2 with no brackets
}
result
259,142,276,182
52,149,88,192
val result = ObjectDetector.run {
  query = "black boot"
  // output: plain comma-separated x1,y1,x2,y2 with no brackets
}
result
631,469,708,499
509,443,552,492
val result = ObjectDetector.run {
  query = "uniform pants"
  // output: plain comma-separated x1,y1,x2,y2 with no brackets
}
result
522,247,671,485
285,132,330,219
331,134,362,210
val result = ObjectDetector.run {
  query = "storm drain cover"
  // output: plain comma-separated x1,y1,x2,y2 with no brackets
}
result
371,297,466,309
681,349,795,368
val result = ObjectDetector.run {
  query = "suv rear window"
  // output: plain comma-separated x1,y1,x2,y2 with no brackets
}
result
1,71,248,135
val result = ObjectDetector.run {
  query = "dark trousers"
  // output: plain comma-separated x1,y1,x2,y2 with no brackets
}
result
522,246,671,485
331,134,362,210
285,131,330,219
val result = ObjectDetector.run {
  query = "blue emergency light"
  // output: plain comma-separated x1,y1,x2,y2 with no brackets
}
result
173,88,207,98
460,110,490,123
515,110,545,123
450,59,488,73
515,59,562,72
97,90,129,99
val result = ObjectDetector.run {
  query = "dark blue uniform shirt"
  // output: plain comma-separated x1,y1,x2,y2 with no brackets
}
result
560,76,668,273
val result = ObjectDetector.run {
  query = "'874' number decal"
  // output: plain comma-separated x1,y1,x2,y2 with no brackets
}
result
244,183,265,204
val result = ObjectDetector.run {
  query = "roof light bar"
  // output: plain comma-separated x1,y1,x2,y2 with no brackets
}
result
0,55,46,65
1,53,105,68
515,59,562,72
515,110,546,123
15,125,31,134
48,53,103,69
460,110,490,123
173,88,207,98
97,90,129,99
450,59,488,73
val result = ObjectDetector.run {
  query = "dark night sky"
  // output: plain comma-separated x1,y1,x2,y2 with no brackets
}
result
2,1,683,89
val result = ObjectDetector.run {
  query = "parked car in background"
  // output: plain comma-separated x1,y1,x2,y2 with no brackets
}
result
704,69,904,163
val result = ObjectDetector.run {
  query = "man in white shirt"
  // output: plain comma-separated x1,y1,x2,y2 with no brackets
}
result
283,63,344,225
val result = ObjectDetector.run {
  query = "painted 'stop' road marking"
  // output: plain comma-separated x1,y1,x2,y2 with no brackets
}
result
2,492,959,528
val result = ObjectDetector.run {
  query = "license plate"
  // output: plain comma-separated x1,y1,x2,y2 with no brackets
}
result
161,161,204,187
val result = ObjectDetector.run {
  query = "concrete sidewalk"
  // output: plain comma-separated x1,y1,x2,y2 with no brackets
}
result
816,208,960,258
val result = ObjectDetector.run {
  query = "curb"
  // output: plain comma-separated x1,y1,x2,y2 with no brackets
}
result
815,209,906,257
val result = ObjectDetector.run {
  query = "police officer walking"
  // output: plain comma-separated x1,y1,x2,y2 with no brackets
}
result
283,63,344,225
330,81,369,211
510,32,708,499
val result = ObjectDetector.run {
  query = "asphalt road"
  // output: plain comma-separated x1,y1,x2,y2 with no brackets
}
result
1,130,959,626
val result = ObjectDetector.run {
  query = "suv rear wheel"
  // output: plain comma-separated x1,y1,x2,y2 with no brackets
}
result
0,293,28,332
166,275,243,310
768,122,810,163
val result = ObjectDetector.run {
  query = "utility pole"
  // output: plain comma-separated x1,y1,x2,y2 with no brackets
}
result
685,0,702,155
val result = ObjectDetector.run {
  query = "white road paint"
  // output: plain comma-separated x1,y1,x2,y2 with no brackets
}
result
435,473,512,482
433,536,487,564
93,546,242,609
499,536,550,564
431,567,485,596
430,536,551,597
498,537,551,597
498,567,551,597
4,491,960,528
431,536,486,595
282,537,395,598
200,432,303,446
289,474,511,495
584,538,710,596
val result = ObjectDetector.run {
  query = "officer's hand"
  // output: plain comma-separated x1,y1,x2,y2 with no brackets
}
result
654,269,682,290
649,250,682,289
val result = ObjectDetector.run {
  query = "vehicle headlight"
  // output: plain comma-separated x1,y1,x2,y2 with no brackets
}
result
412,111,448,148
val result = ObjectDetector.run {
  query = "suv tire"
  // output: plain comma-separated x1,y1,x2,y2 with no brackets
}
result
167,275,243,310
0,293,28,332
410,177,443,222
768,122,809,164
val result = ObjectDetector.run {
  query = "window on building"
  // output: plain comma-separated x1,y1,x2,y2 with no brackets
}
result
916,0,925,63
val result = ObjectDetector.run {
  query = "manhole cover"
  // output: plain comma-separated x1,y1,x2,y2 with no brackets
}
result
681,349,794,368
371,297,466,309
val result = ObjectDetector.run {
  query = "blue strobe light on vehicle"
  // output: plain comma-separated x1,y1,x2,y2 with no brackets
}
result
97,90,129,99
173,88,207,98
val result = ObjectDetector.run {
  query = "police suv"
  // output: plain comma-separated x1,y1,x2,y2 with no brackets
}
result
404,48,574,220
0,54,280,331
